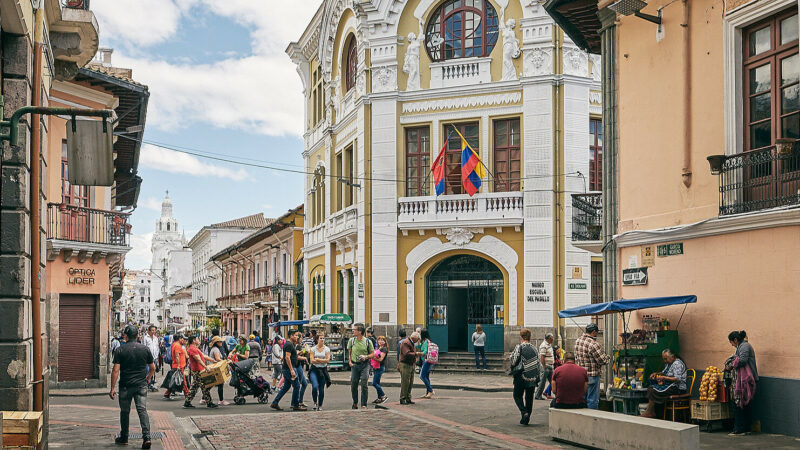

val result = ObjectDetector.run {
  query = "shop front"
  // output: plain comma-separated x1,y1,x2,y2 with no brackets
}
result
425,255,505,353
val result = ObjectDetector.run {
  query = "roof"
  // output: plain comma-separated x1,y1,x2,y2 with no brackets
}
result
211,205,303,262
74,65,150,208
543,0,602,54
210,213,271,229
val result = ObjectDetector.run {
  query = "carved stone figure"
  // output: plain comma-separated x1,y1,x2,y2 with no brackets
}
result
372,66,397,93
403,31,423,91
524,47,552,76
501,19,521,81
445,227,475,246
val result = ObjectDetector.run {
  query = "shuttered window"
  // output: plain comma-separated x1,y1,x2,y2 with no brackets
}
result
58,294,97,381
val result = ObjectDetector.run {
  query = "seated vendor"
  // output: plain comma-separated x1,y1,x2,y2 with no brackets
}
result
551,352,588,409
641,349,687,418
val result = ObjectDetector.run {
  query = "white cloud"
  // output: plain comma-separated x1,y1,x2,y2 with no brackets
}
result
262,204,273,210
140,197,163,212
139,143,250,180
93,0,322,136
125,232,153,270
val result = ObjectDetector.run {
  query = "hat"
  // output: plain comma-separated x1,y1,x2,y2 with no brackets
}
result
211,336,224,345
249,334,255,340
585,323,599,333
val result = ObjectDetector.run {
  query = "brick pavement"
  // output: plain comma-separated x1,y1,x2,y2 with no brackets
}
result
192,409,543,449
49,404,187,449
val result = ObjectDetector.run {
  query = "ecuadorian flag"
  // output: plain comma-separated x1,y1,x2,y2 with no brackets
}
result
456,128,486,196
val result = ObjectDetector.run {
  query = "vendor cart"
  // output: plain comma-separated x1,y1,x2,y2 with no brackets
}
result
308,314,352,371
558,295,697,415
267,319,310,341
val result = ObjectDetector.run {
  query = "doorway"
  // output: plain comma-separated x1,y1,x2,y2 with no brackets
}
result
426,255,504,353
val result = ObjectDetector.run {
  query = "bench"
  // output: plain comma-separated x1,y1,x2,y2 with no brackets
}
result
549,408,699,450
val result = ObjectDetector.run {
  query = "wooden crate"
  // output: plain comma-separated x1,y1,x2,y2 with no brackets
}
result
199,360,230,388
2,411,43,449
691,400,731,421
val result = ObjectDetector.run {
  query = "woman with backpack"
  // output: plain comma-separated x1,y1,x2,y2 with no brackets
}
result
509,328,540,425
418,328,437,399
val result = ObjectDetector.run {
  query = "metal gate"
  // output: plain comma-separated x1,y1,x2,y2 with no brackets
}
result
58,294,97,381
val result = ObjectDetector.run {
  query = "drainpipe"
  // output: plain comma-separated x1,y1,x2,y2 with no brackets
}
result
681,0,692,187
31,5,45,412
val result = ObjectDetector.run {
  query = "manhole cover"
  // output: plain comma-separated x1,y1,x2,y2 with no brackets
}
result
116,432,165,440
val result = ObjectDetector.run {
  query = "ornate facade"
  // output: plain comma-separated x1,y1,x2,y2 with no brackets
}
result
288,0,602,351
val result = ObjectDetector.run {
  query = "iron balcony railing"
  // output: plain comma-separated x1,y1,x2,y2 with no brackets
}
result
47,203,130,247
572,193,603,241
718,144,800,216
63,0,90,10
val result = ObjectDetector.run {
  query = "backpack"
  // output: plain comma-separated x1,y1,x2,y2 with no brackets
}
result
424,341,439,364
348,337,373,362
510,343,540,382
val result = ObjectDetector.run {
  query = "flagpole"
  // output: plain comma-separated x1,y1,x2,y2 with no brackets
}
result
423,131,453,192
451,126,497,185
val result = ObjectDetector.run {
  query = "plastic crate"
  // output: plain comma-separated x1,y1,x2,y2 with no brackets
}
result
691,400,731,421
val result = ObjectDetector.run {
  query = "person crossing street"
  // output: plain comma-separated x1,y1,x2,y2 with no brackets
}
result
142,325,160,391
184,336,218,409
347,323,375,409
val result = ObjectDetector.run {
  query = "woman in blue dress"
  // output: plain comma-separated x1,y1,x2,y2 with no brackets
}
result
641,349,687,418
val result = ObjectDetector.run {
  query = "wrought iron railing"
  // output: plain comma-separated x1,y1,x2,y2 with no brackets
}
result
47,203,130,246
718,144,800,216
62,0,90,10
572,193,602,241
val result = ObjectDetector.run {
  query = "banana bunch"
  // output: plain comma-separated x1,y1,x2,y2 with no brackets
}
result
699,366,722,401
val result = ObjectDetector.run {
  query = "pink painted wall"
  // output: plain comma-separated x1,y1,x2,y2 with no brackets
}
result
618,227,800,379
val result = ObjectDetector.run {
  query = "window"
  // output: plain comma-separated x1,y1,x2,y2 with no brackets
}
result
493,118,521,192
337,272,344,313
589,119,603,192
743,9,799,151
310,67,325,126
61,140,88,206
591,261,603,304
405,127,431,196
345,36,358,92
425,0,500,62
282,253,287,283
348,271,354,317
444,122,479,194
344,145,354,207
335,152,343,211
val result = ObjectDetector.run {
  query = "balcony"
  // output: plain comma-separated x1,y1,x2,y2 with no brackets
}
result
716,145,800,216
326,206,358,240
430,57,492,89
398,192,523,229
46,203,131,262
571,193,602,253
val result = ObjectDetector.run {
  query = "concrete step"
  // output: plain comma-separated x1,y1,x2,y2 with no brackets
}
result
430,368,507,375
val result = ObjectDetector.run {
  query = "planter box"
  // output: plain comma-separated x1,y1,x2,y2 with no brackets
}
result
691,400,731,421
199,360,230,388
2,411,43,449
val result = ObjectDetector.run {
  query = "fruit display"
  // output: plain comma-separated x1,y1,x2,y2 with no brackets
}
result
699,366,722,401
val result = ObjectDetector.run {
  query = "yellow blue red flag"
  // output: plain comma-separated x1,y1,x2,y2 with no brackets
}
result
455,128,486,196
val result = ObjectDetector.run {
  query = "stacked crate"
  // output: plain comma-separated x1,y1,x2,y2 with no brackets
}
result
1,411,43,449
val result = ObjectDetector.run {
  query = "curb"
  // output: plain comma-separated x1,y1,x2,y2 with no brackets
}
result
50,390,108,397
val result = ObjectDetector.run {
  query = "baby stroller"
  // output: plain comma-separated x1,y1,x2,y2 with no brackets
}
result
229,358,272,405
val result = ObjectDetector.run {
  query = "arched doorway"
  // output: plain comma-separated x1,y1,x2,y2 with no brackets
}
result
426,255,504,352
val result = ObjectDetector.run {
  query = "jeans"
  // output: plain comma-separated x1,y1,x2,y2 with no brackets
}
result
118,385,150,441
474,346,487,369
295,366,308,403
309,367,326,407
272,367,301,407
513,376,535,417
535,365,554,398
732,400,753,433
419,361,434,393
586,375,601,410
145,364,156,388
373,366,386,398
399,362,414,402
350,362,370,406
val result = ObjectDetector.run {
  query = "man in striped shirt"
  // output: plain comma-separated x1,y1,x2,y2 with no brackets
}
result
574,323,611,409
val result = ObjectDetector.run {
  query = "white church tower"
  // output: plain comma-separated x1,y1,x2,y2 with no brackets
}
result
150,192,183,327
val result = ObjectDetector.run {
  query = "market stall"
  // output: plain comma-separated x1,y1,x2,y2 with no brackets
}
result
308,314,352,371
267,319,309,340
558,295,696,415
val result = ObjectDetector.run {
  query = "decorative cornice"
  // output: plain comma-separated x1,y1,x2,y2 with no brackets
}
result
402,92,522,113
615,206,800,248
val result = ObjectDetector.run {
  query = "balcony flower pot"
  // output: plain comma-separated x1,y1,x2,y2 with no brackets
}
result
706,155,727,175
776,138,795,156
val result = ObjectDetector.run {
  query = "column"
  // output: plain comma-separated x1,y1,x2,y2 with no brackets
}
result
341,269,349,315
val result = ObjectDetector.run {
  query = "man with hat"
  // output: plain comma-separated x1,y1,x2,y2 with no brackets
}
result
574,323,611,409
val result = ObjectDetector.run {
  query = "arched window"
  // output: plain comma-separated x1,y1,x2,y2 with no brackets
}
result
425,0,499,62
345,36,358,91
166,223,170,231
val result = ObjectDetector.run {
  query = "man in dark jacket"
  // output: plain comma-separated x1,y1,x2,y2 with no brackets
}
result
110,325,155,449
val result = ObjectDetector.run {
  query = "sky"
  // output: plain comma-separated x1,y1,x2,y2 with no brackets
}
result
91,0,324,269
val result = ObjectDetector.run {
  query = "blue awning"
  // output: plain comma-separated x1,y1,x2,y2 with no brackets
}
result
268,320,309,328
557,295,697,318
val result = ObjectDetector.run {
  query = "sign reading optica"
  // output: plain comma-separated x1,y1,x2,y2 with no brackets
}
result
67,267,95,285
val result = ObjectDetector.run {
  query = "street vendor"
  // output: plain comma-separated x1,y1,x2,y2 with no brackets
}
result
641,349,687,418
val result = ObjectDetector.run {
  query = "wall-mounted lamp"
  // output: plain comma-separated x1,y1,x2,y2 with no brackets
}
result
706,155,726,175
608,0,662,25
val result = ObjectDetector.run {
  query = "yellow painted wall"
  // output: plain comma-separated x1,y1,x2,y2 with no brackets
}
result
395,227,524,325
396,0,524,91
616,0,724,231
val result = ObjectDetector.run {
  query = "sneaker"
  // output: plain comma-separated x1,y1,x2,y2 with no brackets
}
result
270,403,283,411
182,402,195,408
207,402,218,408
317,406,322,411
200,399,206,404
352,403,358,410
361,406,368,410
728,432,749,436
219,400,230,406
114,436,128,446
141,440,151,449
378,396,389,404
312,404,318,411
371,398,380,404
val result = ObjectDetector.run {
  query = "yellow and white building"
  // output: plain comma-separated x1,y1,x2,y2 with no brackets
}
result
287,0,603,352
